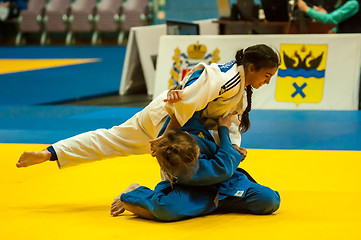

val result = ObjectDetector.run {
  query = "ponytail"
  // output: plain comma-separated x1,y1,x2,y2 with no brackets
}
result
235,44,280,133
235,48,245,66
239,85,253,133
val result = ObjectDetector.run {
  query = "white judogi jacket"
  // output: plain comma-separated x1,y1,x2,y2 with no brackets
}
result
53,61,247,168
164,61,247,146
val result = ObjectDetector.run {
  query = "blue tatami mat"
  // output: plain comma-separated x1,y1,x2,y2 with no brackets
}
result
246,110,361,150
0,46,126,105
0,105,360,151
0,105,142,144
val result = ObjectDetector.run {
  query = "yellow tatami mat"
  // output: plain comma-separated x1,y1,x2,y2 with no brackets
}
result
1,144,361,240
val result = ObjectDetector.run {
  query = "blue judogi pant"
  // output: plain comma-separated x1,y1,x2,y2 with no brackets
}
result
121,170,280,221
121,109,280,221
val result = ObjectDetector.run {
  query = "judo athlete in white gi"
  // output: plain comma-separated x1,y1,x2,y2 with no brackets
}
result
16,44,280,174
110,111,280,221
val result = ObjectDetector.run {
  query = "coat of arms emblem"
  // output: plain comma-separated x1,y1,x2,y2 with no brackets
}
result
168,41,220,89
276,44,328,105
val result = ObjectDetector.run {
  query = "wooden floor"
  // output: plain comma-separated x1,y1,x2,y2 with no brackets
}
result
2,144,361,240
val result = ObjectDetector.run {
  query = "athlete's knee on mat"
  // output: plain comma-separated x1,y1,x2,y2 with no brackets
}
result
250,190,281,215
243,182,281,215
152,205,183,222
151,199,190,222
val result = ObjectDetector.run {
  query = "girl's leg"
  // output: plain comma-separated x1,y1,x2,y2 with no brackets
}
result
17,91,169,169
17,115,158,168
217,182,281,215
123,202,157,220
120,182,219,222
16,149,51,168
111,183,141,216
53,114,161,168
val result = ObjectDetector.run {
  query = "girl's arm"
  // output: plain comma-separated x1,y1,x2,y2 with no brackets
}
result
178,126,244,186
161,113,181,135
214,114,242,146
177,115,244,186
304,0,359,25
165,65,227,126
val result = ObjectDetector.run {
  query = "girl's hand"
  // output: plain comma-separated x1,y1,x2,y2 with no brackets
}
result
164,90,183,103
232,144,247,161
313,5,327,13
217,114,232,129
297,0,310,12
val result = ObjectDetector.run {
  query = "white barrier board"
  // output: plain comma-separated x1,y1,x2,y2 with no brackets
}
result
153,34,361,110
120,25,166,95
119,20,219,95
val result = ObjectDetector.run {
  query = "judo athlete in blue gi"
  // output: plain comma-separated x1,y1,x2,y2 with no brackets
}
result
110,111,280,221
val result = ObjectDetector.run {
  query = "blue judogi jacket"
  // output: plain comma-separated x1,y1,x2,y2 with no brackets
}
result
121,110,253,221
157,110,243,186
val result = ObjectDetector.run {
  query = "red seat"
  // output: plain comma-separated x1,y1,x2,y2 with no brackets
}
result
15,0,46,45
92,0,123,45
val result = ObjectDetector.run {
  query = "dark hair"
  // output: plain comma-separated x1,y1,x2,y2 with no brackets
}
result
235,44,280,133
155,129,199,182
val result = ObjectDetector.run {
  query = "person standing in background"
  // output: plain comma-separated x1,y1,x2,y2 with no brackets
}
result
297,0,361,33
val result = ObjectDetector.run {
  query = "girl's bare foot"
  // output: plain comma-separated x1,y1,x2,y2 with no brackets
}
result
110,183,140,216
16,150,51,168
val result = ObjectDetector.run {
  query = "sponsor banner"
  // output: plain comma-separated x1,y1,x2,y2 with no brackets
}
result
153,34,361,110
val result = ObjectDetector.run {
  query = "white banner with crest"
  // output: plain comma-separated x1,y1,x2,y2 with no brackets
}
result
153,34,361,110
119,20,218,95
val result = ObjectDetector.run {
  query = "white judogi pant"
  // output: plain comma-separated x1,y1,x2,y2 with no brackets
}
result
53,91,169,168
53,61,247,169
